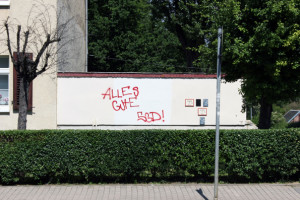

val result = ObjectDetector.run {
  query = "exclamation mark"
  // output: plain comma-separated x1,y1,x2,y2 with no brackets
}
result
162,110,165,122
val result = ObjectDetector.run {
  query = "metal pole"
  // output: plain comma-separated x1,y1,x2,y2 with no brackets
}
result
214,27,223,200
85,0,88,72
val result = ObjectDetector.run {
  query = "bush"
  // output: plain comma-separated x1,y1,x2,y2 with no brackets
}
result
221,129,299,182
0,129,299,184
271,111,288,129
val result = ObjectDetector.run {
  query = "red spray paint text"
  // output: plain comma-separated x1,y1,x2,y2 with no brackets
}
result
137,110,165,123
102,86,165,123
102,86,140,111
102,86,139,100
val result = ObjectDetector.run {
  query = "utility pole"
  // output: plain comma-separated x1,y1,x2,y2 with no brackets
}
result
214,27,223,200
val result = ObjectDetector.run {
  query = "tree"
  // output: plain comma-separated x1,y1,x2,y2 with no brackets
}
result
2,2,74,130
222,0,300,129
190,0,299,129
88,0,185,72
150,0,221,72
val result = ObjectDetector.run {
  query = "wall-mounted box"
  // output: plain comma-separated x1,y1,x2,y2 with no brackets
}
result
185,99,194,107
200,117,205,125
203,99,208,107
196,99,201,107
198,108,207,116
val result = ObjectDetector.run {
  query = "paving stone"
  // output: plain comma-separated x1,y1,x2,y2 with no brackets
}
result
1,184,300,200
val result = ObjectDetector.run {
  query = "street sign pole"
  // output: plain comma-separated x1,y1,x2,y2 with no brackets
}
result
214,27,223,200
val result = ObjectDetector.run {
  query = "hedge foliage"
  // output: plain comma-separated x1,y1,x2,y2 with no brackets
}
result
0,129,299,184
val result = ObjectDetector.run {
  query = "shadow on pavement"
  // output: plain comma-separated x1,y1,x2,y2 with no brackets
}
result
196,188,209,200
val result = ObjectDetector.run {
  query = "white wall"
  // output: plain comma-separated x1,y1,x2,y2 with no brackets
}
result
57,77,246,127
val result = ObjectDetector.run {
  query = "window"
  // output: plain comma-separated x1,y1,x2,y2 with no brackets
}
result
13,52,33,111
0,56,9,112
0,0,10,6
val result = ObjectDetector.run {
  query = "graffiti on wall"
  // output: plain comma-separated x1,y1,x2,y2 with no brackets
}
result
137,110,165,123
102,86,140,111
102,86,165,123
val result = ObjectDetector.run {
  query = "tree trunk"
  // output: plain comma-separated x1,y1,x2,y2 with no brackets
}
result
174,24,199,72
18,77,29,130
258,97,273,129
185,49,199,71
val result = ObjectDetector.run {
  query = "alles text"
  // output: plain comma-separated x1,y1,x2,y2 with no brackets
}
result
102,86,140,111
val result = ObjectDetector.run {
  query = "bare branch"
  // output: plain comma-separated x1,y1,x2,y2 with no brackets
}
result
4,18,20,72
22,31,30,54
17,25,21,53
4,19,16,66
2,0,79,78
35,53,50,77
33,34,60,72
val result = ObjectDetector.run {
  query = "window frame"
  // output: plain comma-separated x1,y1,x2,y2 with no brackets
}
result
0,56,9,113
0,0,10,6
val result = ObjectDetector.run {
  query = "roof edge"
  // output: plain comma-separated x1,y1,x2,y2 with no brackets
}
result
284,110,300,123
57,72,222,79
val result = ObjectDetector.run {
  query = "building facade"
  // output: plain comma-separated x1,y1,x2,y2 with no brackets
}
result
0,0,87,129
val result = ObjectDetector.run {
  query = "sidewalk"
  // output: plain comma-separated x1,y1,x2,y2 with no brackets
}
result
0,183,299,200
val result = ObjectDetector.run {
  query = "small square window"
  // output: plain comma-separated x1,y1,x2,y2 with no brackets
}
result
0,75,8,88
0,57,9,68
0,75,9,105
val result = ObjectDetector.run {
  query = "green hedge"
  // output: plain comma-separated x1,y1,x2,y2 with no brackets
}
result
0,129,299,184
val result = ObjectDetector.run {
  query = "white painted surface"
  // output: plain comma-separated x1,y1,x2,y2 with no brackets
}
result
113,79,172,125
58,77,246,126
0,0,9,6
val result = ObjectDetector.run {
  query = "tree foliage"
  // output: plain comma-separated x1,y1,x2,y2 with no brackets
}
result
88,0,185,72
223,0,300,128
151,0,214,72
88,0,244,73
190,0,300,128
